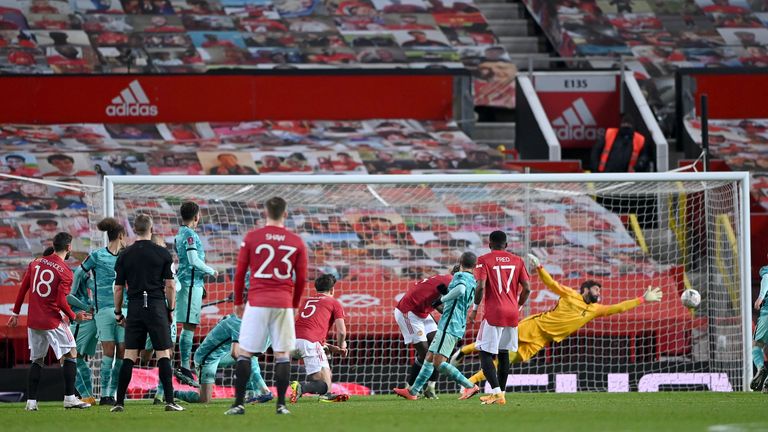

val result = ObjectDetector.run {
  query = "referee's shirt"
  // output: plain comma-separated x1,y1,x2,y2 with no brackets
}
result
114,239,174,350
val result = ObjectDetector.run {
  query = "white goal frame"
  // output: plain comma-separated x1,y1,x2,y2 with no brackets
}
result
102,172,753,391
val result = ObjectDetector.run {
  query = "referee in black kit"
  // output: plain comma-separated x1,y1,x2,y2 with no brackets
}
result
110,214,184,413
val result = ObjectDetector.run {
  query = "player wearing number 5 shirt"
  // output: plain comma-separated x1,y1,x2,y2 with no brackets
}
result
227,196,308,416
469,230,530,405
9,233,92,411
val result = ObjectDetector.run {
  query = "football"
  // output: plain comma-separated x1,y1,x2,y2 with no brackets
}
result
681,289,702,308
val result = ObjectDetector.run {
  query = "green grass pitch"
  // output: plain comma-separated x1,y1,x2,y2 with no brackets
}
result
2,393,767,432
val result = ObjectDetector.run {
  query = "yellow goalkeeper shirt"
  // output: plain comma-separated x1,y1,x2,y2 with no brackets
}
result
523,267,644,343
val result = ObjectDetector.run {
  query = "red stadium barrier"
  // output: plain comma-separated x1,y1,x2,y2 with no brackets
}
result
0,72,459,124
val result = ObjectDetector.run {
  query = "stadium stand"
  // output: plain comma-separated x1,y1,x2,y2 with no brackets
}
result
518,0,768,128
0,119,678,368
0,0,526,109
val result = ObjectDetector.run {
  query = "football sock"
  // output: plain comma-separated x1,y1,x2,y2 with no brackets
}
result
410,362,434,396
754,346,765,369
301,380,328,395
109,358,123,396
407,360,422,386
460,343,477,355
438,362,473,389
234,356,251,406
158,357,175,404
480,351,499,391
115,358,135,406
248,357,269,393
180,329,194,370
497,351,510,393
28,362,42,400
100,356,113,398
76,357,93,397
429,365,439,382
62,358,77,396
174,390,200,403
275,359,290,406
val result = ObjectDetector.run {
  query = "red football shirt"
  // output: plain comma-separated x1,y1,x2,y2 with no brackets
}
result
295,294,345,343
475,250,529,327
13,254,76,330
396,274,453,318
234,225,308,309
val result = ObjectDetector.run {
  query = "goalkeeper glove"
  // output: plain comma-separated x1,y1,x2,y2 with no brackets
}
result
437,283,448,295
431,298,443,309
643,286,663,303
526,253,541,268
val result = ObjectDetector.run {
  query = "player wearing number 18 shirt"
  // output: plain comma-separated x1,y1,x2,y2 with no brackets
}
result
227,196,308,416
471,230,530,405
8,233,91,411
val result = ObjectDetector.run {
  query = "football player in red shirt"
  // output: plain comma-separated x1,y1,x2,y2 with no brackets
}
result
469,230,530,405
289,274,348,403
393,266,457,398
227,196,308,416
8,233,92,411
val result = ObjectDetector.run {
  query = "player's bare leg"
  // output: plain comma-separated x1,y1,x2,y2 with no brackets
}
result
199,383,214,403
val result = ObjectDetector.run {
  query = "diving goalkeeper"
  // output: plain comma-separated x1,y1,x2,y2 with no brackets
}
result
450,254,663,383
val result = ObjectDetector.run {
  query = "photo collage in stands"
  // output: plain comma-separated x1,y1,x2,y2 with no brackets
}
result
520,0,768,115
0,118,663,288
0,0,518,108
684,117,768,210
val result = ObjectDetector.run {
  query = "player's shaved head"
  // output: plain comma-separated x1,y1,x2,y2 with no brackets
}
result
489,230,507,250
265,196,287,221
180,201,200,222
134,213,153,236
315,273,336,292
460,251,477,270
52,232,72,252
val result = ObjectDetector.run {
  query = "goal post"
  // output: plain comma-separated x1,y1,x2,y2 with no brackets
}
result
94,172,752,394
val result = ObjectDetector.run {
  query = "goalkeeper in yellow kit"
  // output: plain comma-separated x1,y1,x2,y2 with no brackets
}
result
450,254,663,383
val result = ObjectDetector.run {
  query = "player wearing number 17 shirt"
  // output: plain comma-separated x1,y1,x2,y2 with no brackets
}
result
226,196,308,416
470,230,530,405
8,233,92,411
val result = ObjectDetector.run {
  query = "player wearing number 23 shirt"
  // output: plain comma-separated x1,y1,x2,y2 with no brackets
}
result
228,197,308,416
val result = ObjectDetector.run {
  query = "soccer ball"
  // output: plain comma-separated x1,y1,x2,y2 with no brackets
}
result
680,289,701,308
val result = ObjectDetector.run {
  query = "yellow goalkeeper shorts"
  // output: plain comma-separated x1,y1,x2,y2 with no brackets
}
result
515,320,550,362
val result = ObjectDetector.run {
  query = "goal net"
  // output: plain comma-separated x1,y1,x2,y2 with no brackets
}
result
87,173,751,396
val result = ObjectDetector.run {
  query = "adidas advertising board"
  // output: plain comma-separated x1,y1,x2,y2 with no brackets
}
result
106,80,158,117
534,74,620,149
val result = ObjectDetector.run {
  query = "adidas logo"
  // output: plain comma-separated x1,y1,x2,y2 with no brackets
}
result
551,97,604,141
105,80,158,117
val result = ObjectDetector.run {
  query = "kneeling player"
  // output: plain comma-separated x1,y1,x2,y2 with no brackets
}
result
290,274,348,403
451,254,663,386
394,252,480,401
393,266,457,398
166,314,273,404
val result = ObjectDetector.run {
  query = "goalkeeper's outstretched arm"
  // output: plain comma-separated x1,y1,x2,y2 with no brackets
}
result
527,254,579,299
597,286,663,317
